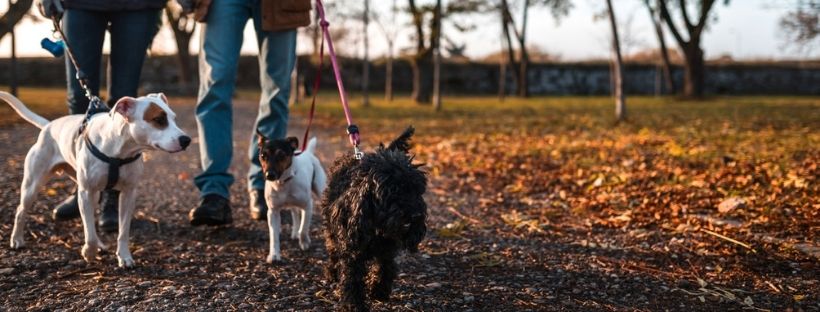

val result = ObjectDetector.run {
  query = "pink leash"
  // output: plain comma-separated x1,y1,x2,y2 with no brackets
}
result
297,0,362,158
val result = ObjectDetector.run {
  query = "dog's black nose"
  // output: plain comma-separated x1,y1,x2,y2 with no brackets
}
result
265,172,277,181
179,136,192,149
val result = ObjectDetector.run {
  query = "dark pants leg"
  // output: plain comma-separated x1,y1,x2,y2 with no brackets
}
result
62,9,106,114
107,9,161,106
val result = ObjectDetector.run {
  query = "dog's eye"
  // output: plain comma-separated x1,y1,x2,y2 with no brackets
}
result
260,154,268,160
152,115,168,127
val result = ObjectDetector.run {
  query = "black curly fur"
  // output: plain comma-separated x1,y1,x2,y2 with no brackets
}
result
322,126,427,312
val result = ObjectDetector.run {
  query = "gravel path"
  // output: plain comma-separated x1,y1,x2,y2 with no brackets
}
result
0,99,817,311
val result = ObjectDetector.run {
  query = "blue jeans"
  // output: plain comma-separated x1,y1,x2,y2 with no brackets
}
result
194,0,297,199
62,9,161,113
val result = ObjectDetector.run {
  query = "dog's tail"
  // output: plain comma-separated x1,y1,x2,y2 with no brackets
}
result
386,126,415,153
311,158,327,197
0,91,49,129
305,136,318,155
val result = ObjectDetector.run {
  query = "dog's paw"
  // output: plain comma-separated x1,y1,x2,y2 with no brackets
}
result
9,237,25,249
266,253,282,263
81,244,99,262
299,236,311,251
118,256,135,268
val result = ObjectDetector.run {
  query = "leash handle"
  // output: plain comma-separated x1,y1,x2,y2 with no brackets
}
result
315,0,361,153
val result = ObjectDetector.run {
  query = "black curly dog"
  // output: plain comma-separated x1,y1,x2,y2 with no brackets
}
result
322,126,427,312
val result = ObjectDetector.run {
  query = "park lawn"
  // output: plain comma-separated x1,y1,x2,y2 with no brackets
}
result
285,92,819,261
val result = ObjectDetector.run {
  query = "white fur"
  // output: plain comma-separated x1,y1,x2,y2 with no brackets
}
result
265,137,327,263
1,92,188,268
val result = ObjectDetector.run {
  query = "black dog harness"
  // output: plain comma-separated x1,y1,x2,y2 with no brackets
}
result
83,134,142,191
79,100,141,191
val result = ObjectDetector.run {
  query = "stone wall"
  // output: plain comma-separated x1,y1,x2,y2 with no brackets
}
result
2,56,818,95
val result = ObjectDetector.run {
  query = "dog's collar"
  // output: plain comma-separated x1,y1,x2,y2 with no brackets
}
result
275,167,296,184
84,135,142,190
279,175,294,184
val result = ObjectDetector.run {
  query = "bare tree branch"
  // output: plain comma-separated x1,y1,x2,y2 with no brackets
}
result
0,0,34,41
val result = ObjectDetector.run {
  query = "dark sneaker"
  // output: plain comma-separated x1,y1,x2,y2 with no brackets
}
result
249,189,268,221
98,190,119,233
190,194,233,226
52,191,80,221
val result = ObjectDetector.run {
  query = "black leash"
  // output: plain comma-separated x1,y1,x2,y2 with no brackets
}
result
53,18,140,191
51,19,110,136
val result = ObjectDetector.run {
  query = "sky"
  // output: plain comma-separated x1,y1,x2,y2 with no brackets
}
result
0,0,816,61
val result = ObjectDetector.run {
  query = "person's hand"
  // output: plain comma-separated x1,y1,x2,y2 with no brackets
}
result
176,0,194,14
37,0,64,19
194,0,212,22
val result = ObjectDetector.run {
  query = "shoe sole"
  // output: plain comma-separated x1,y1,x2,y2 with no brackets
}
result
190,216,233,226
52,212,81,221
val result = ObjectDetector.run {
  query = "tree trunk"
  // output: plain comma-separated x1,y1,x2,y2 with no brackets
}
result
289,64,299,105
516,0,530,97
362,0,370,107
0,0,32,40
432,0,442,111
408,0,431,104
500,0,519,95
173,36,193,86
517,53,529,97
385,45,394,101
10,3,17,97
498,52,507,101
606,0,626,122
166,8,195,94
411,51,433,104
657,0,715,99
647,0,675,94
682,43,705,98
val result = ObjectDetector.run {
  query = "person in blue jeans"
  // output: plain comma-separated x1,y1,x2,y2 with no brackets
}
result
188,0,311,225
38,0,163,232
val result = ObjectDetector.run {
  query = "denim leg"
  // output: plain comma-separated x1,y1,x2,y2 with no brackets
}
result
62,9,107,114
107,9,161,106
194,0,253,199
246,6,297,191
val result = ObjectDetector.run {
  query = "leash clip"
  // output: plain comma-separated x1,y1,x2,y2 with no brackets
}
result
353,145,363,160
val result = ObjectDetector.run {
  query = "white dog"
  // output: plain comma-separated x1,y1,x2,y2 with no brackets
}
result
255,133,327,262
1,92,190,267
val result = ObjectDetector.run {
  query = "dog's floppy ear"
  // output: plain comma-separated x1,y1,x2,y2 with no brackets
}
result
386,126,415,153
112,96,137,122
256,129,268,146
156,92,169,104
286,137,299,151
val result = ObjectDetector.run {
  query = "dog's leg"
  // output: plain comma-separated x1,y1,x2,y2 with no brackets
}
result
298,201,313,250
10,148,50,249
116,188,137,267
290,208,301,240
324,237,341,284
78,188,106,262
368,248,398,302
266,205,282,263
339,255,369,312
